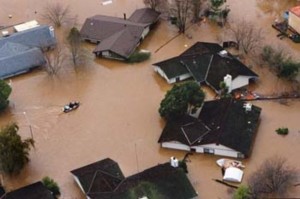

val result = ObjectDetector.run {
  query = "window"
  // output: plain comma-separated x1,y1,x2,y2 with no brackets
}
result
204,148,214,154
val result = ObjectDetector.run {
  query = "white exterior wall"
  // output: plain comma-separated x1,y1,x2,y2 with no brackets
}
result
289,12,300,34
154,66,192,84
162,142,241,158
231,75,252,91
142,27,150,39
162,142,191,151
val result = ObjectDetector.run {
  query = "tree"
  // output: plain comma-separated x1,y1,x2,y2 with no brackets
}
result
248,156,298,199
67,27,88,66
42,176,61,198
169,0,193,33
227,19,264,55
43,44,66,76
276,127,289,135
233,185,251,199
219,81,231,98
210,0,225,11
0,123,34,175
41,3,75,28
192,0,203,22
0,80,12,111
278,61,299,80
143,0,165,11
159,81,205,120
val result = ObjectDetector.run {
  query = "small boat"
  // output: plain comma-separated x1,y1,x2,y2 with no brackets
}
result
63,101,80,113
216,158,245,169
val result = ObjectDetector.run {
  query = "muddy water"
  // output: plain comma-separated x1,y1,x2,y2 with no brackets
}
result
0,0,300,198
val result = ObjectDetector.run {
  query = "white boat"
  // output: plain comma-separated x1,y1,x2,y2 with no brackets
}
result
216,159,245,169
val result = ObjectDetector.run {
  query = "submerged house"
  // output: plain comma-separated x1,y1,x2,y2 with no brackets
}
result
158,99,262,158
288,6,300,34
80,8,160,60
71,158,197,199
0,25,56,79
153,42,258,93
2,181,55,199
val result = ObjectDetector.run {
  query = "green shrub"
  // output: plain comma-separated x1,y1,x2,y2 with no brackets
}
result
0,80,12,111
42,176,61,197
233,185,251,199
128,50,151,63
276,127,289,135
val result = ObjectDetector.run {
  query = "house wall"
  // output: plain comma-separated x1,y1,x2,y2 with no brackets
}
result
161,142,242,158
154,66,191,84
101,51,125,61
142,27,150,39
232,76,252,91
288,12,300,34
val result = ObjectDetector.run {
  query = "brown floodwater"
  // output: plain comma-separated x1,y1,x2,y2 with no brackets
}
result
0,0,300,198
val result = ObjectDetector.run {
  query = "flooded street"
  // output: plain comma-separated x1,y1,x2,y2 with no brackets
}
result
0,0,300,198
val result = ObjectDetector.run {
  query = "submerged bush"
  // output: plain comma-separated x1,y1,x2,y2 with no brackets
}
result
42,176,61,197
128,50,151,63
276,127,289,135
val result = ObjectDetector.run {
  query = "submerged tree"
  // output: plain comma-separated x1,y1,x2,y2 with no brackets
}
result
248,156,298,198
43,44,66,76
0,80,12,111
143,0,165,11
41,3,75,28
42,176,61,198
169,0,193,33
0,123,34,175
233,185,251,199
67,27,88,66
159,81,205,120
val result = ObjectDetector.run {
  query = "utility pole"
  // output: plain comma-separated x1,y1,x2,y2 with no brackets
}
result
23,112,33,139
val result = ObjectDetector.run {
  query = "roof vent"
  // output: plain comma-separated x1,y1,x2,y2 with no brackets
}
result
2,30,9,37
243,103,252,112
170,156,179,168
90,22,94,26
218,50,228,56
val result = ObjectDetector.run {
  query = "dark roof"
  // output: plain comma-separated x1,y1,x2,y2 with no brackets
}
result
3,181,54,199
93,27,144,59
0,186,5,197
128,8,160,24
80,15,145,42
153,56,190,79
72,159,197,199
199,99,261,157
159,99,261,157
0,25,56,49
158,115,210,146
0,42,46,79
154,42,258,91
71,158,125,194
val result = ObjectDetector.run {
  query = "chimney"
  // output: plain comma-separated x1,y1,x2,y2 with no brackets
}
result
223,74,232,93
243,103,252,112
170,157,179,168
123,13,126,20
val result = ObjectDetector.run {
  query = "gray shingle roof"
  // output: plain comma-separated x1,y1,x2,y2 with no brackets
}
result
0,25,56,49
3,181,55,199
128,8,160,24
0,42,46,79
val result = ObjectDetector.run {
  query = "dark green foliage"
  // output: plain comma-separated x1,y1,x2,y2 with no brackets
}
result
159,81,205,120
0,80,12,111
128,51,151,63
127,181,164,199
261,45,300,80
219,81,231,98
276,127,289,135
67,27,85,66
233,185,251,199
210,0,225,11
179,160,188,173
0,123,34,175
42,176,61,197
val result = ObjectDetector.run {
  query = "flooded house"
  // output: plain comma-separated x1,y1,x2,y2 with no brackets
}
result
153,42,258,94
0,25,56,79
80,8,160,60
71,158,197,199
288,6,300,34
2,181,55,199
158,99,262,159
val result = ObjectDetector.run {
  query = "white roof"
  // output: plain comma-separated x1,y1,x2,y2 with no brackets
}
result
14,20,39,32
223,167,243,183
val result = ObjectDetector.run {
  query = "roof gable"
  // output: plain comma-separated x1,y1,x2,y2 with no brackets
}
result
128,8,160,24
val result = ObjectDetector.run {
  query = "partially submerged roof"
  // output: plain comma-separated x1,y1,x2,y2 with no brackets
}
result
154,42,258,92
159,99,261,157
128,8,161,24
72,158,197,199
0,42,46,79
290,6,300,17
3,181,54,199
0,25,56,49
93,26,144,59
